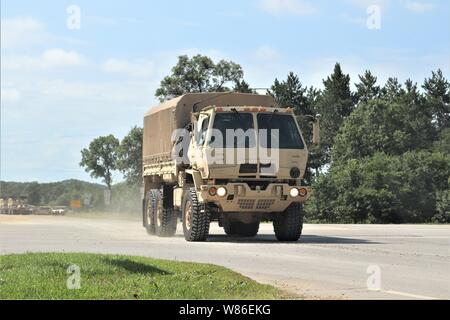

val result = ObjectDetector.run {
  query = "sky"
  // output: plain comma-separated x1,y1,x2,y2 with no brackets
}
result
1,0,449,183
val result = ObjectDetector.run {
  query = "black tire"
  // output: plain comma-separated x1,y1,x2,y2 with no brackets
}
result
237,222,260,237
182,188,210,242
143,190,157,235
224,221,259,237
154,190,177,237
223,221,238,235
273,203,303,241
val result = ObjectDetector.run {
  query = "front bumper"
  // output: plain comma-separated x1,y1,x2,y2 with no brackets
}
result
198,183,310,213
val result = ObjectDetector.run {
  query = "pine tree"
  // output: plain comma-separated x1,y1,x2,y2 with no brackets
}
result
423,69,450,130
233,79,255,93
381,77,404,101
355,70,380,103
269,72,310,115
316,63,354,165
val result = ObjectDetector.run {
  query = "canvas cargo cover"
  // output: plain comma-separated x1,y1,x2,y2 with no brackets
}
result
143,92,279,159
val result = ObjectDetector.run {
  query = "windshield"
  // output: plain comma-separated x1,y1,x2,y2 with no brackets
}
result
257,114,304,149
211,112,304,149
213,112,254,148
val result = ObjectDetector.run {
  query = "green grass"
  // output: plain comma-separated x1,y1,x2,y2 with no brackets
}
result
0,253,285,300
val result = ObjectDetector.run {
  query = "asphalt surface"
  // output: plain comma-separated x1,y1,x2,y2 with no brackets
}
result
0,214,449,299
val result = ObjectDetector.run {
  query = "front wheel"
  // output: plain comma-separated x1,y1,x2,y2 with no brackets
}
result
273,203,303,241
182,188,210,242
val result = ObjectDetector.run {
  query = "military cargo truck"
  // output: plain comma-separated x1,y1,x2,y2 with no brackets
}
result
142,92,319,242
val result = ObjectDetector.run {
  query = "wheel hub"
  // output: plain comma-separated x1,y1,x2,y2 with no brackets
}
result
184,201,193,229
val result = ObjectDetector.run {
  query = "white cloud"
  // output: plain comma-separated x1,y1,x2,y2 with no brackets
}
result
1,16,86,50
3,49,86,70
261,0,317,16
0,17,46,49
42,49,86,67
405,1,435,12
102,58,154,78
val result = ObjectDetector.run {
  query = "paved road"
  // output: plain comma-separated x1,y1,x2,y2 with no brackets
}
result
1,214,449,299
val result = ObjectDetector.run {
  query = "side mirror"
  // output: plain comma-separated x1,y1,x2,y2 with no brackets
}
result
312,116,320,145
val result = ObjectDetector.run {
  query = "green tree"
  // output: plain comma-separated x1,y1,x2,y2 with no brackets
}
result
233,79,255,93
403,79,423,105
355,70,380,103
117,126,143,186
422,69,450,130
155,55,250,101
269,72,310,115
332,96,434,162
306,151,450,223
380,77,404,101
434,189,450,223
433,128,450,154
213,59,244,90
25,182,41,205
80,135,119,191
316,63,354,164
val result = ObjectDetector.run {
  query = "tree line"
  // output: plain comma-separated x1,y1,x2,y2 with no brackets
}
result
79,54,449,223
0,179,142,213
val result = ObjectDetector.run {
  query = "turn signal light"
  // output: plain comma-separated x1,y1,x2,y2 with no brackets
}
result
299,188,308,197
208,187,217,196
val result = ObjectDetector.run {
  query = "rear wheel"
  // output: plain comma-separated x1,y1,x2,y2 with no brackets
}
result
154,189,177,237
182,188,210,242
224,221,259,237
143,190,157,235
273,203,303,241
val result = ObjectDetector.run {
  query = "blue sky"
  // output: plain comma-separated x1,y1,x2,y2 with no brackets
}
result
1,0,449,183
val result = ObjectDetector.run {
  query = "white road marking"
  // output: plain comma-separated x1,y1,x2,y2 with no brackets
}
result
383,290,440,300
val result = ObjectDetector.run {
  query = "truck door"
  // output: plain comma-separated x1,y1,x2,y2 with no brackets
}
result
193,114,210,178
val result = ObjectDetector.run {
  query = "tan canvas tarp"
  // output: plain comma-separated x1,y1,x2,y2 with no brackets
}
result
143,92,279,159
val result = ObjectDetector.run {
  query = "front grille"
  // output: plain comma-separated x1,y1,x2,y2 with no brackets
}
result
239,164,257,174
237,199,275,210
255,199,275,210
238,199,256,210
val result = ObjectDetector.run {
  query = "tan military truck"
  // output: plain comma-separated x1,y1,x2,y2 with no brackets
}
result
142,92,319,242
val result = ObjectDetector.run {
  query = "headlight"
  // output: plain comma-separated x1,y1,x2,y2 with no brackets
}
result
289,188,299,198
217,186,227,197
